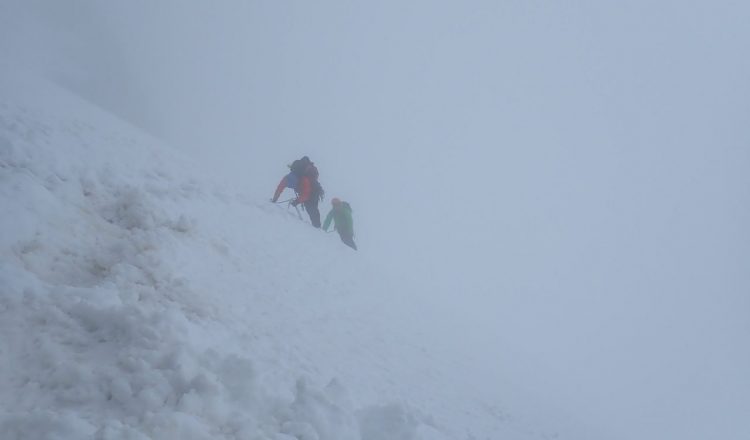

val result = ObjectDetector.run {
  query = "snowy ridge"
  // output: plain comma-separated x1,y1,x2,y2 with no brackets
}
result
0,73,547,440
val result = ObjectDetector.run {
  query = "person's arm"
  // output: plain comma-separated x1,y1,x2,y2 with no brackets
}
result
272,176,287,202
322,210,334,231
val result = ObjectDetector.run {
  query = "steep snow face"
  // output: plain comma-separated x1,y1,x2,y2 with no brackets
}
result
0,72,562,439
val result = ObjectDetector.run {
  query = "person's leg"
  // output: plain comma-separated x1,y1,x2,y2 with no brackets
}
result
338,231,357,250
304,198,321,228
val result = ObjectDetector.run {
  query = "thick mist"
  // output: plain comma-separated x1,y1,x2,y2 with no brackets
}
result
3,1,749,438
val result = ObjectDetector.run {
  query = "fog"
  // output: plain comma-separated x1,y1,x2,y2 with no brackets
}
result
3,1,749,438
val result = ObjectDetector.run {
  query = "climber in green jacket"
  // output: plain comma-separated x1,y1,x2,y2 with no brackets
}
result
322,198,357,250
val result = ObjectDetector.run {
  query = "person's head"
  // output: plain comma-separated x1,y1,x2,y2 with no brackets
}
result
331,197,342,207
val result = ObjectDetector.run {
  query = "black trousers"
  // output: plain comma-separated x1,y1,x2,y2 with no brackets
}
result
303,198,321,228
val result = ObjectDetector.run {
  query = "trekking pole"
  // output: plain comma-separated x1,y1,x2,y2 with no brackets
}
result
293,204,303,220
274,198,294,204
285,200,303,220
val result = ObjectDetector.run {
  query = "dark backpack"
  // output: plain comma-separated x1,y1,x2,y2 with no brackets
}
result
289,159,308,177
288,157,324,201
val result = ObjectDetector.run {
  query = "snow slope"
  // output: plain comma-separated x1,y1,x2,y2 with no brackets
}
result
0,71,560,440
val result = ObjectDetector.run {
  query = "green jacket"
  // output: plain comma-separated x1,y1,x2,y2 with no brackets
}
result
323,203,354,235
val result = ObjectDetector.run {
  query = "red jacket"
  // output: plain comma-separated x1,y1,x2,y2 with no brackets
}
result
273,174,313,203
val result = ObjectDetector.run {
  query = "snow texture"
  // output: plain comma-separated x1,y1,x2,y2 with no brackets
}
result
0,71,548,440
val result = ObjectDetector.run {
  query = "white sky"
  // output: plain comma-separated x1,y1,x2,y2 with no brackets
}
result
2,1,749,438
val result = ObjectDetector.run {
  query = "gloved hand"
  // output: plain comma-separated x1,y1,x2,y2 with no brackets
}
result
290,199,300,207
